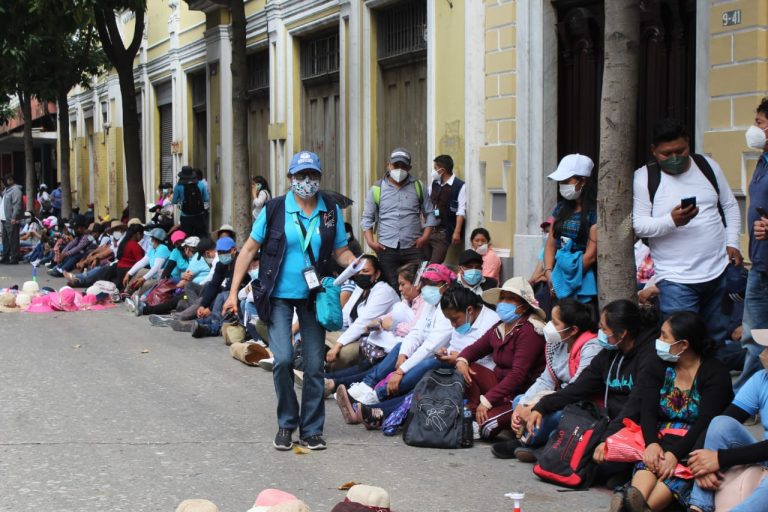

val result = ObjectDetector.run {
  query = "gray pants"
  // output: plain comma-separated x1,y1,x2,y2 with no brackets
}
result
1,220,20,262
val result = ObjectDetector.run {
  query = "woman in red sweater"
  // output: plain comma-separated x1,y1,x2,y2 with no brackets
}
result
456,277,546,440
114,225,145,291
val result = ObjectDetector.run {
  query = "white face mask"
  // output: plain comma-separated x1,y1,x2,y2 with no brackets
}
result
543,321,571,344
112,231,124,242
389,169,408,183
559,183,582,201
745,125,768,150
475,243,488,256
431,169,442,182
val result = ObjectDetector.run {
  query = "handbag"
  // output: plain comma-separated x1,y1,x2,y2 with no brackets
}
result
144,278,180,306
296,218,343,331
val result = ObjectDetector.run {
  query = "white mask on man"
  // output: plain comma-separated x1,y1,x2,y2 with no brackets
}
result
745,125,768,150
389,169,408,183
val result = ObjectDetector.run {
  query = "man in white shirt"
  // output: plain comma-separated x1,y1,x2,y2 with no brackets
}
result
633,118,742,345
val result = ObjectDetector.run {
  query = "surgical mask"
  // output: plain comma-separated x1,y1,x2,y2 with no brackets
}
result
597,329,620,351
112,231,124,242
248,268,259,281
291,176,320,199
455,308,472,335
655,339,683,363
463,269,483,287
496,302,522,323
421,285,442,306
475,244,488,256
559,183,582,201
204,256,215,265
658,155,690,175
88,235,96,244
218,253,232,265
389,169,408,183
353,274,375,290
745,125,768,150
543,321,570,344
255,183,262,191
431,169,442,182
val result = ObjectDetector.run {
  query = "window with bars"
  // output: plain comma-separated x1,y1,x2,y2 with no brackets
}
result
300,31,339,81
247,52,269,93
377,1,427,63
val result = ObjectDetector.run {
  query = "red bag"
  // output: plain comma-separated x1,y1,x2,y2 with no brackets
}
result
144,278,180,306
604,418,693,479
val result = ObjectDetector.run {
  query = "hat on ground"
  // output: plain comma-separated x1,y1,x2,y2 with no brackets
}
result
547,153,594,182
540,216,555,229
107,220,125,232
216,236,236,252
388,147,411,166
127,217,143,227
21,281,39,296
248,488,301,512
175,499,219,512
183,236,200,248
215,224,236,237
289,151,322,174
458,249,484,267
177,165,196,180
270,502,311,512
0,292,19,312
50,287,81,312
15,293,32,309
332,485,390,512
421,263,456,285
170,230,188,244
148,227,167,242
483,277,546,322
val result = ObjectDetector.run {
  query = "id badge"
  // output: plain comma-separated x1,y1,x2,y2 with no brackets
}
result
302,266,321,290
434,208,441,218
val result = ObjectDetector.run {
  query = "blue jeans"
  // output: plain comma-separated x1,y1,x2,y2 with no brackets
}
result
657,270,729,345
689,416,768,512
269,298,326,437
197,292,228,335
512,394,563,447
327,343,400,389
57,251,86,272
377,357,446,401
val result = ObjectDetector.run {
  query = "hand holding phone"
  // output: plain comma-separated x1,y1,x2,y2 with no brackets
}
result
681,196,697,209
757,206,768,218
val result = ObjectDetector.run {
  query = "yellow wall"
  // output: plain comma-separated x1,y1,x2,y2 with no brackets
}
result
244,0,267,19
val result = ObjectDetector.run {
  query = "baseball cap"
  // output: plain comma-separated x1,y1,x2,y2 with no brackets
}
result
216,236,236,252
547,153,594,182
182,236,200,248
288,151,322,174
148,227,167,242
389,147,411,166
170,230,188,244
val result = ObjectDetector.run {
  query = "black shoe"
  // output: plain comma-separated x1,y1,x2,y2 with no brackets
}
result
514,446,538,463
170,319,194,332
491,439,521,459
273,428,294,451
300,434,327,451
47,268,63,277
190,321,210,338
608,490,626,512
624,486,652,512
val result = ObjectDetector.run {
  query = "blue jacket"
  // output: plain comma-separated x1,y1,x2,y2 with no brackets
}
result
551,237,597,302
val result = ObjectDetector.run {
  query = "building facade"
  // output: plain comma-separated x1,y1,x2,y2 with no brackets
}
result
60,0,765,278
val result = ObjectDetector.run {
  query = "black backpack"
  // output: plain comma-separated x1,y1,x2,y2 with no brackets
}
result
402,368,465,449
533,401,609,489
181,180,204,215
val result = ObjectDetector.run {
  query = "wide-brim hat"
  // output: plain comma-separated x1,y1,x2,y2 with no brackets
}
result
127,217,143,227
50,287,81,312
177,166,196,180
331,485,390,512
107,220,126,232
482,277,546,321
247,489,305,512
175,499,220,512
215,224,236,236
21,280,40,296
547,153,594,181
0,292,19,312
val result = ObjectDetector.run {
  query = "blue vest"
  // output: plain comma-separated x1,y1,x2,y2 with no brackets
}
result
252,193,338,324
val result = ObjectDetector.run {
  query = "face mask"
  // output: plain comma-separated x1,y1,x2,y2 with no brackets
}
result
463,269,483,287
543,321,570,344
431,169,442,182
655,339,683,363
204,256,215,265
746,125,768,150
389,169,408,183
255,183,262,191
455,308,473,335
658,155,690,175
112,231,124,242
88,235,96,243
218,253,233,265
249,268,259,280
421,285,443,306
597,329,620,351
353,274,375,290
496,302,522,323
291,176,321,199
559,183,582,201
475,244,488,256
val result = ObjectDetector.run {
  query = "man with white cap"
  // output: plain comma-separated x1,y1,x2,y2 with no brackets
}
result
361,147,438,289
543,153,598,302
633,118,741,347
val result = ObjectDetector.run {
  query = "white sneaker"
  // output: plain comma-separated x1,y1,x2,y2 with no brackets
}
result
31,259,41,267
472,421,481,440
347,382,379,405
257,357,274,371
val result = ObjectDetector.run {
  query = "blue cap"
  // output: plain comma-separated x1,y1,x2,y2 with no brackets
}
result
288,151,322,174
216,236,236,252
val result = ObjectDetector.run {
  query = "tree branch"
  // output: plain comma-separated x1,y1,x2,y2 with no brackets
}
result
126,7,145,58
93,6,118,64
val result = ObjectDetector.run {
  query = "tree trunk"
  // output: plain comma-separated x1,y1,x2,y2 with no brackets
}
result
19,92,36,214
230,0,251,240
596,2,640,307
57,93,73,218
116,65,146,221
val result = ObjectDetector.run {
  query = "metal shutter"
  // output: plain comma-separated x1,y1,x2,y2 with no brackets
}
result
159,104,173,185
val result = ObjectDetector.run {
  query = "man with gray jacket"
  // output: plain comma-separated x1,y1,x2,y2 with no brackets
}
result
1,175,24,264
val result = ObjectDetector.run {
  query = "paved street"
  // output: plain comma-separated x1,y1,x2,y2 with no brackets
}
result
0,265,611,512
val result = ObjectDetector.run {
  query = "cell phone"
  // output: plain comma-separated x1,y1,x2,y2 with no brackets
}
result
680,196,697,209
757,206,768,217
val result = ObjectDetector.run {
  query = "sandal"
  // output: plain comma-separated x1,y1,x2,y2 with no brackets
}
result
361,405,385,430
335,385,360,424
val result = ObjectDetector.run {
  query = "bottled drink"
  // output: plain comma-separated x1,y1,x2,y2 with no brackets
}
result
461,399,474,448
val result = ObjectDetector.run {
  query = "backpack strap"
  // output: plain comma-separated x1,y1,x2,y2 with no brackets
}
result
646,160,662,210
372,178,423,206
691,153,726,227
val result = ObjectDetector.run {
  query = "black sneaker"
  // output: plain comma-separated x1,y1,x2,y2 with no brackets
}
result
169,319,194,332
300,434,327,451
273,428,294,450
490,439,521,459
191,321,210,338
514,446,538,463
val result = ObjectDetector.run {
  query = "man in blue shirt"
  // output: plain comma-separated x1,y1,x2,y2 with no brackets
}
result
173,166,209,238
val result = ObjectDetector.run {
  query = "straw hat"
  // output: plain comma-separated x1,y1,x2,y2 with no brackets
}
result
482,277,546,322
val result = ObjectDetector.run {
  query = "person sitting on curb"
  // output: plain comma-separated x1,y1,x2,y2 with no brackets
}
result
190,236,240,338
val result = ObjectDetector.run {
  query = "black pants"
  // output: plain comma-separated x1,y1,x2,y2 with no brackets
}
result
1,220,20,262
377,246,425,290
180,214,208,238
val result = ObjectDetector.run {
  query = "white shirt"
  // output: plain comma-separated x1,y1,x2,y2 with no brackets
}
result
633,156,741,283
398,303,453,373
337,281,400,346
430,174,467,218
0,194,5,221
447,305,499,370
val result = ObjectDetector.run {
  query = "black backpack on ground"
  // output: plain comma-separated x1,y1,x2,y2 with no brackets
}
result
181,180,204,215
402,368,465,449
532,401,609,489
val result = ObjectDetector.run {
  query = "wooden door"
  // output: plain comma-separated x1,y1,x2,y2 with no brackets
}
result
247,93,270,182
302,80,340,193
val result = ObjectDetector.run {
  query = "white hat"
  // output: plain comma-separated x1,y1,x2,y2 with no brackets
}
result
183,236,201,248
21,281,39,296
547,153,594,182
